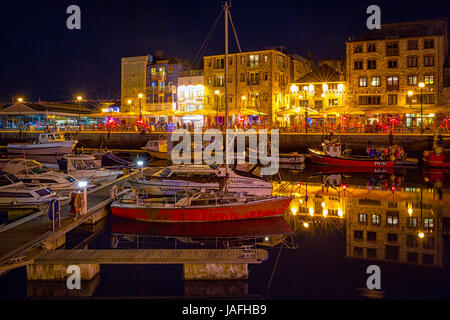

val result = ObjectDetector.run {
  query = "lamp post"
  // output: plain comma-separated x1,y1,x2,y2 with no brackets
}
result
241,95,246,125
338,84,345,133
303,86,309,133
321,92,326,133
77,96,82,129
418,82,425,134
138,93,143,124
215,90,220,126
290,84,299,130
18,97,23,134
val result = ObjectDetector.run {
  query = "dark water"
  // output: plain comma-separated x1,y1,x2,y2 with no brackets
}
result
0,164,449,300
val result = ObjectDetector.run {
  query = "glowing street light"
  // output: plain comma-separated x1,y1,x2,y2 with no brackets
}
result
18,97,23,103
303,222,309,228
418,232,425,239
138,93,143,122
309,207,314,216
290,84,299,93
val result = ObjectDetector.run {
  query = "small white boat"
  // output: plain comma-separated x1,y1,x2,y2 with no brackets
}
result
129,164,273,196
0,158,79,193
57,154,123,185
143,138,168,160
0,173,56,209
7,132,77,156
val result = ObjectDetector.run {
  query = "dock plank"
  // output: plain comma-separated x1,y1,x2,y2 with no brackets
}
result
33,249,269,265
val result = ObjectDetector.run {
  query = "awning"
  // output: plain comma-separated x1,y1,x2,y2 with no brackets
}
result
181,109,222,116
277,107,319,117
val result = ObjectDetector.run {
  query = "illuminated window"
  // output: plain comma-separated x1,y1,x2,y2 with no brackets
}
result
424,75,434,85
371,77,380,87
168,66,173,74
387,211,399,226
371,214,381,225
407,217,418,228
387,76,399,90
358,213,367,224
359,77,367,87
408,75,418,85
424,218,434,229
248,55,259,67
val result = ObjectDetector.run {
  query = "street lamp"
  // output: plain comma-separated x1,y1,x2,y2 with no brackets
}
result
215,90,220,126
138,93,143,123
18,97,23,133
418,82,425,134
77,96,82,129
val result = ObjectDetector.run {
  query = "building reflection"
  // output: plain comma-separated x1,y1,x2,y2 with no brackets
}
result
277,170,449,269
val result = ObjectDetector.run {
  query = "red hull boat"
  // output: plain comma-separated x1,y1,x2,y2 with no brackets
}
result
423,151,450,168
308,140,398,169
309,149,395,169
111,194,293,223
111,215,293,238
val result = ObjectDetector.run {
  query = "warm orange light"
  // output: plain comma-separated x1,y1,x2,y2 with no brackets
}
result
127,100,132,104
408,91,413,97
138,93,143,98
418,82,425,88
18,98,23,103
77,96,82,101
214,90,220,95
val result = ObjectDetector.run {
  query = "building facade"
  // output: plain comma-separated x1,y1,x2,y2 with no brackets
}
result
121,55,151,114
146,57,188,112
287,63,346,131
203,48,313,125
345,19,448,130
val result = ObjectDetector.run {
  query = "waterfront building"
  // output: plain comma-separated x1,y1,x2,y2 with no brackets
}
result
0,101,95,129
177,69,205,128
203,47,313,126
287,63,346,131
121,55,152,114
345,18,449,132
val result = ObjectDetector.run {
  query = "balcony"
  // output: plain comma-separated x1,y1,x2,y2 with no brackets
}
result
151,71,166,81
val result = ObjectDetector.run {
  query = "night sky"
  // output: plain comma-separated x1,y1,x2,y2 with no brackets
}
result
0,0,449,102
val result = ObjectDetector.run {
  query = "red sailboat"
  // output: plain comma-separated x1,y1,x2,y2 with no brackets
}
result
110,191,293,223
308,140,396,169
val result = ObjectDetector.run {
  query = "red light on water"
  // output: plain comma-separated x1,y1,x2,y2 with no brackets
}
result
342,116,347,120
342,184,347,190
297,182,303,187
391,186,396,192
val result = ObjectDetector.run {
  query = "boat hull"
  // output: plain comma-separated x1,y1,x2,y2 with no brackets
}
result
111,196,293,223
423,151,450,168
7,140,77,155
309,149,395,169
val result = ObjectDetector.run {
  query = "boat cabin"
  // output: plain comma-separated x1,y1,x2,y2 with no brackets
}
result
58,155,101,173
322,141,342,157
0,159,43,175
36,132,66,144
155,165,219,179
146,138,168,152
0,173,23,189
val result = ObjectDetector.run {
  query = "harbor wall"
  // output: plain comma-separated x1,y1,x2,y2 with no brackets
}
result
0,131,444,154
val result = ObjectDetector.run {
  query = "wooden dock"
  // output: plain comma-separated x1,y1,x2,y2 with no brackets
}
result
33,249,268,264
0,170,139,274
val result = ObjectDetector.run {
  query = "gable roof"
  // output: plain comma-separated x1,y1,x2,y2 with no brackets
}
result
294,64,340,83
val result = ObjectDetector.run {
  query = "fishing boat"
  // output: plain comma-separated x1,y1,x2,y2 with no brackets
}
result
7,132,77,156
0,158,79,192
111,190,293,223
129,164,273,196
247,147,305,165
423,148,450,168
308,140,396,169
0,173,56,209
143,137,168,160
57,154,123,184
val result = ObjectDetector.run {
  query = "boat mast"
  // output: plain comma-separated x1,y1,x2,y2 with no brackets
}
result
224,1,229,132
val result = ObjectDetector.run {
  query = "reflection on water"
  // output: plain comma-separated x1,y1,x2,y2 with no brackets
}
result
1,165,449,299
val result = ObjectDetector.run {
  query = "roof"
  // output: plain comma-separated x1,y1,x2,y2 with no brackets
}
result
294,64,341,83
348,18,448,42
0,102,96,116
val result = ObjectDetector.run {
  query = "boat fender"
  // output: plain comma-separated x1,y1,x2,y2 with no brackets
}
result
111,185,118,200
74,193,85,215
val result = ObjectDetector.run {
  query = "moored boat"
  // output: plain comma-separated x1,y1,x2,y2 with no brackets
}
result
308,140,396,169
7,132,77,156
129,164,273,196
111,190,293,223
423,149,450,168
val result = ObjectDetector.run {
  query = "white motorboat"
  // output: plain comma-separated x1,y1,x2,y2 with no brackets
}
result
0,158,79,193
0,173,56,209
7,132,77,156
57,154,123,184
129,164,273,196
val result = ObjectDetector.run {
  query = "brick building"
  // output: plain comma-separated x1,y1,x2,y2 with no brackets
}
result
203,48,313,125
121,55,151,114
345,18,448,131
